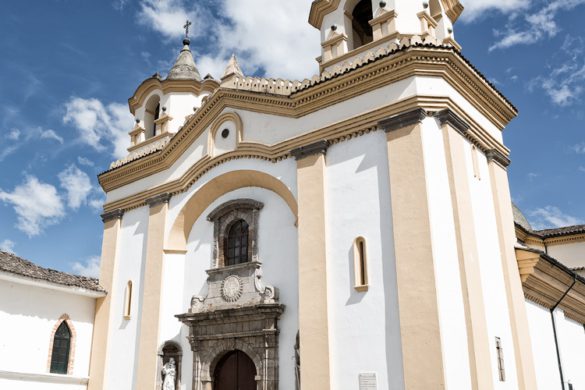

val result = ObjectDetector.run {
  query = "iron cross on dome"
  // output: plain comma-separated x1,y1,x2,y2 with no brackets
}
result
183,20,192,38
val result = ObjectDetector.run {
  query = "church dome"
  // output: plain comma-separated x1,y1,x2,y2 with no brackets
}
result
167,38,201,81
512,203,532,231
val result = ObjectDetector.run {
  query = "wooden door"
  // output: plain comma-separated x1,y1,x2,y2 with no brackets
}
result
214,350,256,390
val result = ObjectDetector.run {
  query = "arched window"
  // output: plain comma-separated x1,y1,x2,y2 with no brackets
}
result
225,219,249,266
351,0,374,49
354,237,368,291
143,95,161,139
50,322,71,374
124,281,133,319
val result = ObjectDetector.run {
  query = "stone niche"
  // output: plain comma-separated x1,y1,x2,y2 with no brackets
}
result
177,261,284,390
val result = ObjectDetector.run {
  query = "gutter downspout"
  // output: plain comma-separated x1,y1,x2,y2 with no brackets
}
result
550,274,576,390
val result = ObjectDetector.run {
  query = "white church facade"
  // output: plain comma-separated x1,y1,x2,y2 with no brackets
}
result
1,1,585,389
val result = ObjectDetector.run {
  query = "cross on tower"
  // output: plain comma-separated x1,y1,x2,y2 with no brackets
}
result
183,20,192,38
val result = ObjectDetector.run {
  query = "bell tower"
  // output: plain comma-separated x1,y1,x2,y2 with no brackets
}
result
309,0,463,72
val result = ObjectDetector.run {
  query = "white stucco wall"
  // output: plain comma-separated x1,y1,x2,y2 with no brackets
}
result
325,131,404,390
104,206,149,390
555,310,585,389
525,300,561,390
547,241,585,270
526,300,585,390
0,278,96,389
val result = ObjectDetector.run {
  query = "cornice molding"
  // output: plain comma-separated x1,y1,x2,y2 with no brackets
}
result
100,95,509,211
379,108,427,132
103,46,516,190
145,193,172,207
486,148,511,168
290,140,330,160
309,0,341,29
435,109,470,134
442,0,464,22
101,209,124,223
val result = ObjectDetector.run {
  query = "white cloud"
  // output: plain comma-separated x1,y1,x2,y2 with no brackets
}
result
573,143,585,154
0,127,64,161
579,166,585,173
529,206,582,230
529,35,585,106
39,129,64,144
63,97,133,159
58,165,93,209
138,0,207,40
77,156,94,166
137,0,320,80
487,0,585,51
0,239,15,253
527,172,539,181
461,0,530,22
88,197,105,211
6,128,20,141
0,176,65,236
71,256,101,278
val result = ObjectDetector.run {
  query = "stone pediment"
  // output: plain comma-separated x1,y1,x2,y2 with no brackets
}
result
189,261,278,313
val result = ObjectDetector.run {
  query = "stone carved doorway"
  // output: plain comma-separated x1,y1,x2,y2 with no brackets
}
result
176,261,284,390
214,350,256,390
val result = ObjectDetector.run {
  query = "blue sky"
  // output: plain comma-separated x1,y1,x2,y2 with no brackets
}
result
0,0,584,276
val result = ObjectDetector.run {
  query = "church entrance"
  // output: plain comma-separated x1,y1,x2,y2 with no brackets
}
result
214,350,256,390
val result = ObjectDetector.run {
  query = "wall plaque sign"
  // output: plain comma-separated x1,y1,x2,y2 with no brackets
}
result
358,372,377,390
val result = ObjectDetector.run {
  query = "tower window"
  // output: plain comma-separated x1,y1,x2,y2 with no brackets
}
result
354,237,369,291
225,219,250,266
50,322,72,374
124,281,133,319
143,95,161,139
351,0,374,49
495,337,505,381
153,103,160,136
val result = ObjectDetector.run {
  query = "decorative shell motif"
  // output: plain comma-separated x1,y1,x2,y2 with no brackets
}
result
221,275,243,302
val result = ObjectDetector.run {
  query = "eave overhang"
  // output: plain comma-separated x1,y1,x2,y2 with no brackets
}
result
516,247,585,324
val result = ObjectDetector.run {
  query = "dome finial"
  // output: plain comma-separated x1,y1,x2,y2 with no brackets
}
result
182,19,192,47
166,21,201,81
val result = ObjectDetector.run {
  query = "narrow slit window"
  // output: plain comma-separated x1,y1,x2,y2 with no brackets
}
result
472,145,481,180
50,322,71,374
354,237,368,291
496,337,505,381
124,281,133,319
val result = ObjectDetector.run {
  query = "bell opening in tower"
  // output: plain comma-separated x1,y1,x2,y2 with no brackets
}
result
351,0,374,49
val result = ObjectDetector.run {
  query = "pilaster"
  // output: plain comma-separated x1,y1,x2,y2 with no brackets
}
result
380,109,446,389
487,153,538,389
135,194,170,390
438,109,494,389
88,210,124,390
290,140,331,390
